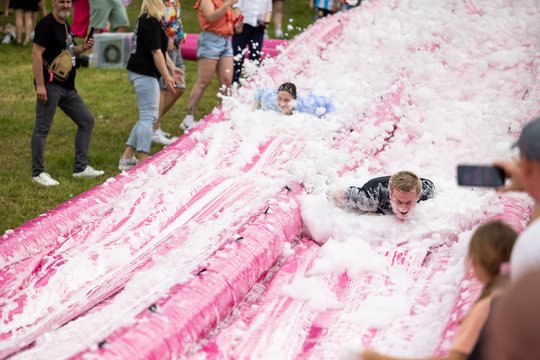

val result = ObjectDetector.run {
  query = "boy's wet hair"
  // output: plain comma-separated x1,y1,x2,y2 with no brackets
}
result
389,171,422,195
278,82,297,99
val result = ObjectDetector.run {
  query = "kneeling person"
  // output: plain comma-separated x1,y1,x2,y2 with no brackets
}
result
332,171,435,220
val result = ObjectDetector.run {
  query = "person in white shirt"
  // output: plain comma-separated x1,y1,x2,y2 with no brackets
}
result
231,0,272,84
495,117,540,282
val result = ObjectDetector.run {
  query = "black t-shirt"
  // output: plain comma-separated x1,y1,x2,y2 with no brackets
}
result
33,13,77,90
345,176,435,215
127,14,168,78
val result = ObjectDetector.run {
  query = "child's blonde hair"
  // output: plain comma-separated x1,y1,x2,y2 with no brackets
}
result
140,0,164,19
469,220,517,301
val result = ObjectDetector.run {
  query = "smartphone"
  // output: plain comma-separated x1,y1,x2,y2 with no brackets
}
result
87,27,95,39
457,165,506,187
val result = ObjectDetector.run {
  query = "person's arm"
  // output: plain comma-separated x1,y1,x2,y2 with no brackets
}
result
152,50,175,93
32,43,48,104
73,35,94,56
264,0,272,23
493,160,524,193
345,186,380,212
200,0,238,23
38,0,47,17
420,178,436,201
165,51,184,85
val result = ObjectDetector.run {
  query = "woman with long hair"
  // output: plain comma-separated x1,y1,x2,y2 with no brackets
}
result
119,0,181,170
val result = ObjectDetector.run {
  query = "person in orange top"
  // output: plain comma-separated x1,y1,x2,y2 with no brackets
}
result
180,0,238,132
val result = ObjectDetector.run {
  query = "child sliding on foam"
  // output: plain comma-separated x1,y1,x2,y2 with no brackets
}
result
254,82,335,117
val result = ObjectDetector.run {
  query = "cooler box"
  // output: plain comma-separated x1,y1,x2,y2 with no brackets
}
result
92,33,133,69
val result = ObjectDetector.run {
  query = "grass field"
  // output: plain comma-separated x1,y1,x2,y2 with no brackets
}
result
0,1,314,233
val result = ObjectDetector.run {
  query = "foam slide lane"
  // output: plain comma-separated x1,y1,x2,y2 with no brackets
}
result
0,113,225,269
0,131,302,358
0,115,234,303
67,185,303,359
3,136,304,359
195,196,531,360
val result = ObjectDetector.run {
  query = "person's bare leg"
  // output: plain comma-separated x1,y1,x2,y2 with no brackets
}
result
273,0,284,37
3,0,9,17
121,146,136,160
216,56,233,98
154,88,184,131
38,0,46,17
23,10,33,45
14,9,23,44
185,58,218,116
136,151,149,162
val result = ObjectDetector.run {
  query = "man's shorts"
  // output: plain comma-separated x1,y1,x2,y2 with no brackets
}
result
197,31,233,60
90,0,129,30
159,47,186,90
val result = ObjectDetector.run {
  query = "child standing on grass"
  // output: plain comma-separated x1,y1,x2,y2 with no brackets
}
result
361,220,517,360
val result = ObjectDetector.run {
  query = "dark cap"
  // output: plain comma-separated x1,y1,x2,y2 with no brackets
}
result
278,82,297,99
514,117,540,161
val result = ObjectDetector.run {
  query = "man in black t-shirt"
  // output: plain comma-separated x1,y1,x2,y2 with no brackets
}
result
330,171,435,220
31,0,104,186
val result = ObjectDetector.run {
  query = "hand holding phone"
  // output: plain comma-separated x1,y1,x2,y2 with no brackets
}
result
457,165,506,187
84,27,95,50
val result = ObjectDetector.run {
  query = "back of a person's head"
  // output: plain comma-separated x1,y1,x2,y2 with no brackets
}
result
515,116,540,162
140,0,164,19
469,220,517,300
389,171,422,195
485,269,540,360
278,82,297,99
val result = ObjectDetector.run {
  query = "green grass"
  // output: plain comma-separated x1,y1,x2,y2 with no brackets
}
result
0,1,314,233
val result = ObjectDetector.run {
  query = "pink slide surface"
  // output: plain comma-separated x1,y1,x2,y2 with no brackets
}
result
180,33,287,61
2,1,539,359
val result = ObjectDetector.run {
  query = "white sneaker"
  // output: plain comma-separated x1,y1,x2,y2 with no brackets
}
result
32,172,60,186
180,114,195,132
275,28,284,38
152,131,172,145
118,157,138,171
73,165,105,178
156,128,170,137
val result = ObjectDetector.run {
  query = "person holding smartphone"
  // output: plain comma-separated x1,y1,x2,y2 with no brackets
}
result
118,0,180,170
31,0,104,186
493,117,540,282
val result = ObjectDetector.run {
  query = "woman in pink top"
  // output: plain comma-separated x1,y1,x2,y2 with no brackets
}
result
362,220,517,360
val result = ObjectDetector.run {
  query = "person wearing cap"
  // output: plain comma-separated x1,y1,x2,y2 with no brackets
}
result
329,171,435,220
254,82,335,117
494,116,540,282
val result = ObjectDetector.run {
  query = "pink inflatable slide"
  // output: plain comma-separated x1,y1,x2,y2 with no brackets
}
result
180,33,287,61
1,1,539,359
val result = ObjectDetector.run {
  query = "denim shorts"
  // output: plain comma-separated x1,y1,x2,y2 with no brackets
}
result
197,31,233,60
